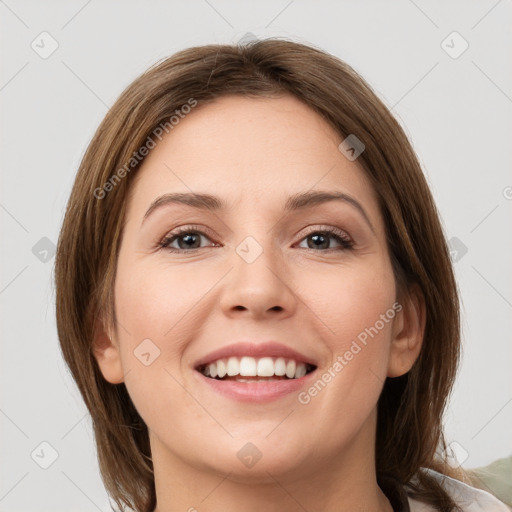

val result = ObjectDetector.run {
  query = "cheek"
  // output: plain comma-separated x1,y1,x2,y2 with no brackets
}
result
298,258,396,339
111,257,227,421
296,259,396,393
113,257,217,354
294,265,397,431
112,257,197,428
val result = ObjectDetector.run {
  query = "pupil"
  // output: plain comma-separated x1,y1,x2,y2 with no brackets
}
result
179,233,200,249
309,233,328,249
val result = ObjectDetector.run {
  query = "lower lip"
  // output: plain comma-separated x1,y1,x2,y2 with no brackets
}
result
195,370,316,403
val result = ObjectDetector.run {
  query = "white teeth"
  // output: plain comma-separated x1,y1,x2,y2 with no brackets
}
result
200,356,312,380
227,357,239,376
295,363,307,378
240,356,257,376
285,360,296,379
235,377,282,382
217,359,227,378
257,357,275,377
274,357,286,376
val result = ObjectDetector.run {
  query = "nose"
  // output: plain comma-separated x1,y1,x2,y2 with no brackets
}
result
219,242,298,321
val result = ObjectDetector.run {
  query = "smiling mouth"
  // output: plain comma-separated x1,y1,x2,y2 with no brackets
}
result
197,356,317,381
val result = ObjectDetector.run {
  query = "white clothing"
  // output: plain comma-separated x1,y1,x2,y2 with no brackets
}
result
408,469,510,511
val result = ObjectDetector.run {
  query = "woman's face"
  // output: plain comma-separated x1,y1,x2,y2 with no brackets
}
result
96,94,415,483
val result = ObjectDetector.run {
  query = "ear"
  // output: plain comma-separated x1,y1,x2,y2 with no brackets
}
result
387,284,426,378
92,317,125,384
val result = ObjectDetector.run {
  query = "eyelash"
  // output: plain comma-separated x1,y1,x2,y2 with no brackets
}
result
157,224,354,253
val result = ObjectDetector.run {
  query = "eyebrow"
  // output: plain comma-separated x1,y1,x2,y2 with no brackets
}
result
142,190,375,232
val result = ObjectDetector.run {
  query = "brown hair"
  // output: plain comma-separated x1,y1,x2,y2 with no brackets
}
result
55,38,462,512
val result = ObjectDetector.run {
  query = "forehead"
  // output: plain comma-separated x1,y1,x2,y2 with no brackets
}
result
126,94,381,226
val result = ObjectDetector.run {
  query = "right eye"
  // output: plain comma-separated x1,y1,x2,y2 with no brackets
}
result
159,228,218,252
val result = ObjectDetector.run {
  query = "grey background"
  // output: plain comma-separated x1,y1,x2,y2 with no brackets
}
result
1,1,511,510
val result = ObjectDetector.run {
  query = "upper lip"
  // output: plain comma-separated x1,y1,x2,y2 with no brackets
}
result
193,341,318,369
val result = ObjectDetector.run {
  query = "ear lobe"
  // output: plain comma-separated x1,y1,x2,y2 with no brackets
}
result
387,285,426,378
92,319,125,384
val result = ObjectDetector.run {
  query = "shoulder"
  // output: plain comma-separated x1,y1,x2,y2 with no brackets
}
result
408,468,511,512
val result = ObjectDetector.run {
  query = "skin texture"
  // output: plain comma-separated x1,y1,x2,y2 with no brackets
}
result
93,94,425,512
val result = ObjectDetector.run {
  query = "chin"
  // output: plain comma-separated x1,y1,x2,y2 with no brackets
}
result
197,434,313,482
209,453,307,484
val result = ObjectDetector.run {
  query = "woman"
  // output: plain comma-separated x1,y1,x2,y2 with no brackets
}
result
54,39,509,512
